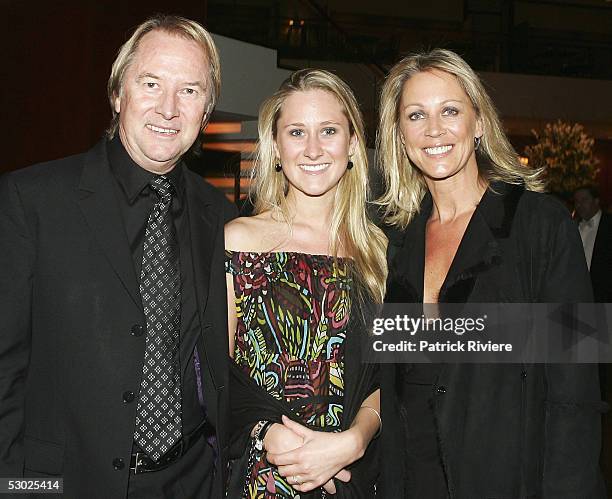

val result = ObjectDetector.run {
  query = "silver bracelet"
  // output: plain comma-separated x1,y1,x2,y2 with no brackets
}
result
360,406,382,438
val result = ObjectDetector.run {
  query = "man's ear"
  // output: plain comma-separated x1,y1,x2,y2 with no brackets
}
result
201,111,209,131
201,102,213,129
114,94,121,114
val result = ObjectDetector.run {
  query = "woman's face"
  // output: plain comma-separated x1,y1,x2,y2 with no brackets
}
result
274,89,356,202
398,69,482,183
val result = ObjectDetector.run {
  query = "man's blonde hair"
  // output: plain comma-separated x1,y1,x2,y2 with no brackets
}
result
106,14,220,138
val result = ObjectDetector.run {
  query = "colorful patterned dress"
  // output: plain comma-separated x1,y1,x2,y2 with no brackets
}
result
225,250,352,498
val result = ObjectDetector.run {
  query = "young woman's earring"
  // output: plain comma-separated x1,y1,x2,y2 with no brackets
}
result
347,159,354,170
474,136,482,150
275,162,282,172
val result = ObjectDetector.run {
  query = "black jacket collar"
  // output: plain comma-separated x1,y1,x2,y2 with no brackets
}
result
385,181,525,303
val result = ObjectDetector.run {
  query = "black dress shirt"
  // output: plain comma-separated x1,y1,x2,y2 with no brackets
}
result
107,137,204,437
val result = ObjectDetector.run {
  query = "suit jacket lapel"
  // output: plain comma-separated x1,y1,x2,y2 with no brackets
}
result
77,140,141,308
184,174,222,386
185,175,216,318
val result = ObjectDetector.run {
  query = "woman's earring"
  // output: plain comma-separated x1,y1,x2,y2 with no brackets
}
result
347,160,354,170
275,162,282,172
474,136,482,150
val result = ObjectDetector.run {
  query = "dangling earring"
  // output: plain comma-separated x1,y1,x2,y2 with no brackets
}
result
474,136,482,151
275,162,282,172
347,159,354,170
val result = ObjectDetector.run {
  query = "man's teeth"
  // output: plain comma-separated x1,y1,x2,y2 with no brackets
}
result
147,124,178,134
299,163,330,172
425,145,452,155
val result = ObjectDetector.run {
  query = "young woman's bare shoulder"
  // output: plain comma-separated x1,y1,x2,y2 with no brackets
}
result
225,212,279,251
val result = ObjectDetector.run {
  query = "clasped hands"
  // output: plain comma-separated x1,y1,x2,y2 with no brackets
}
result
264,415,364,494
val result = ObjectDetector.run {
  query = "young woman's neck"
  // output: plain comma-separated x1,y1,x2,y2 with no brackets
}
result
285,189,335,229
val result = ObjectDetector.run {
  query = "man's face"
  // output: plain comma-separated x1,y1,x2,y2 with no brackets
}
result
573,188,600,221
114,30,211,174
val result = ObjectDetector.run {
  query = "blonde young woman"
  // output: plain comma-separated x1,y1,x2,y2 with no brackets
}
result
225,69,386,498
376,49,605,498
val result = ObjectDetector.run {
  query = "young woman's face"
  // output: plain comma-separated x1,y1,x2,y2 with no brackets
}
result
274,89,356,202
398,69,482,183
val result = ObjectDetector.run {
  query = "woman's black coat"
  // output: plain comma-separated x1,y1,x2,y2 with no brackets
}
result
379,182,606,499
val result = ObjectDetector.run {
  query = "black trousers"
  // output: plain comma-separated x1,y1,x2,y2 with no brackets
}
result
127,435,215,499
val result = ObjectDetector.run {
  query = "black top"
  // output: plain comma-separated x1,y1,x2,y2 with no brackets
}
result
398,364,448,498
107,137,204,436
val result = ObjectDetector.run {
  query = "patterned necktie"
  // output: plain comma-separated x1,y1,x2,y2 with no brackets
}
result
134,175,182,461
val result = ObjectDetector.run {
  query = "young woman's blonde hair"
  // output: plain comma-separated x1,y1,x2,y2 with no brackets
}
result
251,69,387,303
377,48,545,229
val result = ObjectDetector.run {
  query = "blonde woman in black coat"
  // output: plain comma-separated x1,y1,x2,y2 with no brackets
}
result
376,49,606,499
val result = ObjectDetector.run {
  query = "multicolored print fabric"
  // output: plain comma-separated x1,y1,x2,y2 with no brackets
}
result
226,250,352,498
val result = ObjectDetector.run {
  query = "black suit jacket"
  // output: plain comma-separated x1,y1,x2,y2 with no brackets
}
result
380,183,605,499
0,140,237,498
590,211,612,303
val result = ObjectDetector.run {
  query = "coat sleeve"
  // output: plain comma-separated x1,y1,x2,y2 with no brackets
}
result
537,209,607,498
0,173,34,477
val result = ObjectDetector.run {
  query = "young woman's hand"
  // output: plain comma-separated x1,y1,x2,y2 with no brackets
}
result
262,421,304,454
266,415,362,492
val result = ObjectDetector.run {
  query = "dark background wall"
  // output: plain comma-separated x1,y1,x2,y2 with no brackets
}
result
1,0,207,173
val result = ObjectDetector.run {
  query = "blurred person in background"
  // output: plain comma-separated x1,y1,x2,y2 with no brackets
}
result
573,185,612,303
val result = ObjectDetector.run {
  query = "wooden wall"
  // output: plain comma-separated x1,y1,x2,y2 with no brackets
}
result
1,0,207,173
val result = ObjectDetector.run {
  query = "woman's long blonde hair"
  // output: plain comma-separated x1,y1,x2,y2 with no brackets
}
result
251,69,387,303
376,49,545,229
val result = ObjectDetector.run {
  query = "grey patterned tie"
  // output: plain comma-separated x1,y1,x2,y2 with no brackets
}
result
134,175,182,461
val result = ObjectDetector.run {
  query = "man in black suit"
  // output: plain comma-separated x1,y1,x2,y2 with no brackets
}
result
574,186,612,303
0,15,236,499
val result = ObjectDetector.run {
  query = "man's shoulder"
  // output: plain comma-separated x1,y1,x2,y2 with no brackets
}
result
1,149,92,200
598,211,612,236
2,139,110,189
9,151,84,178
